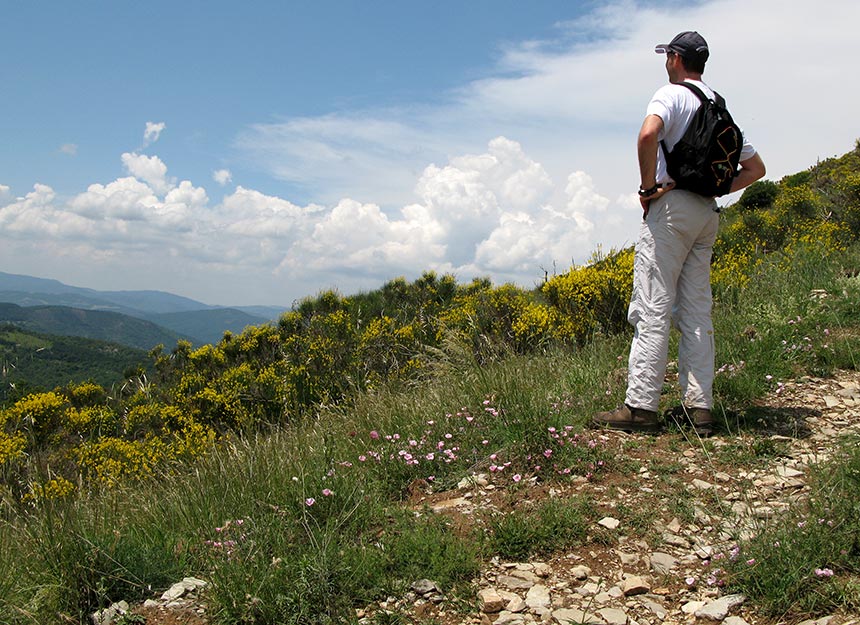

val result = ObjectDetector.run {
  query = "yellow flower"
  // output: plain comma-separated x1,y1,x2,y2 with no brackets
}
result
0,431,26,465
25,477,76,502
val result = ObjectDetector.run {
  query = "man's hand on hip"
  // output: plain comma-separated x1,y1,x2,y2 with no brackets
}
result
639,182,675,219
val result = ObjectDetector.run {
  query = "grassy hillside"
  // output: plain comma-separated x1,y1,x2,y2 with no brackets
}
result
0,302,188,351
0,324,148,401
1,142,859,623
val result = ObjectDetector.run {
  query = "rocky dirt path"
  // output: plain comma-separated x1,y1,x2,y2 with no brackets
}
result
125,370,860,625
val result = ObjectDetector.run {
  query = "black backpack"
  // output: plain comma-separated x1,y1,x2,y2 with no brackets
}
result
661,82,743,197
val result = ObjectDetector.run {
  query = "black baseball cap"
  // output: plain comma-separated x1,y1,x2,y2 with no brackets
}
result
655,31,709,62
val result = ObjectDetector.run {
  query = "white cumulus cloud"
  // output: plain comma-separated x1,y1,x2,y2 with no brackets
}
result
273,136,610,286
0,137,620,304
121,152,173,196
70,177,160,221
143,121,166,146
213,169,232,185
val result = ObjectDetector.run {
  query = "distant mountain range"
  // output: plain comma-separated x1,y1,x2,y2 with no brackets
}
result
0,271,290,349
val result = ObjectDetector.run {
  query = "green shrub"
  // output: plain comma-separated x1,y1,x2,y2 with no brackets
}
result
738,179,779,211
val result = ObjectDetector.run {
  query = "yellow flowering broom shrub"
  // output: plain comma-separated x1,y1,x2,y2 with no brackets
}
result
123,402,179,438
774,185,824,222
712,248,760,293
280,302,361,408
438,282,541,356
2,391,68,447
511,302,573,348
167,413,217,462
795,219,850,249
0,429,26,467
64,405,120,439
24,476,76,503
835,172,860,235
74,435,170,487
67,381,107,408
357,315,428,386
542,248,634,344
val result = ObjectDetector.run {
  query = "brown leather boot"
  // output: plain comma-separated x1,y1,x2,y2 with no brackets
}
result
592,404,660,433
687,407,714,437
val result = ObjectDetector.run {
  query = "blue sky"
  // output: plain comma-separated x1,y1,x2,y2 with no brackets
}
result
2,1,859,306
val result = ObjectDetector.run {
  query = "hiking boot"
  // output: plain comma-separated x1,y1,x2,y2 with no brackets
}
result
592,404,660,433
681,407,714,437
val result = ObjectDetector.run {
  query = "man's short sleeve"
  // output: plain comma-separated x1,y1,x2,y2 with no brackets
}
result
739,132,757,162
645,85,677,140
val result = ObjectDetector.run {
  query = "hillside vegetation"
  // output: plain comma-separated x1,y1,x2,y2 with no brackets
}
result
1,142,860,623
0,324,148,403
0,302,187,351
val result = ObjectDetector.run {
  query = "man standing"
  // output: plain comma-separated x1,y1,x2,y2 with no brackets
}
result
593,31,765,435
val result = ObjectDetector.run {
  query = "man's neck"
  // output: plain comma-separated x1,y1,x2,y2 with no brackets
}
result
672,71,703,84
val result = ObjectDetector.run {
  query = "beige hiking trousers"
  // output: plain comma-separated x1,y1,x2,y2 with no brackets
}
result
624,189,719,413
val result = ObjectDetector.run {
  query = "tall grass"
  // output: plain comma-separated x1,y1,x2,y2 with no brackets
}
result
710,244,860,429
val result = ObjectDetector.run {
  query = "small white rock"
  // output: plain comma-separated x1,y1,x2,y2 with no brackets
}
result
598,517,621,530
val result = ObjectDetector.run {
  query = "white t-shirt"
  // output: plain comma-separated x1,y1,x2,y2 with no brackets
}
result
646,79,757,185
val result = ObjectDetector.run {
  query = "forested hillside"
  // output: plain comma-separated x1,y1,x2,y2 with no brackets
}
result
0,325,148,402
0,302,187,351
0,274,281,346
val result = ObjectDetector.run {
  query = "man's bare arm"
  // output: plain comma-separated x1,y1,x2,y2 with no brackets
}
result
730,152,766,194
637,114,664,189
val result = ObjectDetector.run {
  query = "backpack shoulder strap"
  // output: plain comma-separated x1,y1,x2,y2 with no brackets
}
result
678,81,726,107
677,81,707,102
661,82,707,157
